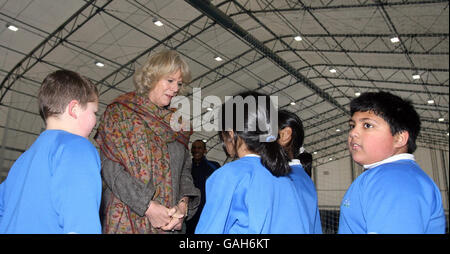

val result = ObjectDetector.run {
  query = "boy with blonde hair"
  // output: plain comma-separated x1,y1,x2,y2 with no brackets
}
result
0,70,102,233
338,91,445,234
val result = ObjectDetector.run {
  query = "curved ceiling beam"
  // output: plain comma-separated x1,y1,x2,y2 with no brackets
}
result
87,0,250,97
185,0,349,115
296,63,448,73
229,0,449,14
0,0,113,103
0,11,131,72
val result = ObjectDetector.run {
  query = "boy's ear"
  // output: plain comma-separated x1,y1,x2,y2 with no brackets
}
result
67,99,80,119
394,131,409,149
278,127,292,147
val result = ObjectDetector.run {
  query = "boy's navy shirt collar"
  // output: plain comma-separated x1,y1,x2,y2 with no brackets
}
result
363,153,415,170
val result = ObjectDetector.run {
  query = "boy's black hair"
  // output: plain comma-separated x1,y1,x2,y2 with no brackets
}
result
219,91,291,177
350,91,421,153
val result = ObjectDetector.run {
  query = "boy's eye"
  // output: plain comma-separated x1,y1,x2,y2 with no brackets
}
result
348,123,355,129
363,123,373,128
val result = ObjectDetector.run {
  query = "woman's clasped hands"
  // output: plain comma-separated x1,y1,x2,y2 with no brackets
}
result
145,199,188,232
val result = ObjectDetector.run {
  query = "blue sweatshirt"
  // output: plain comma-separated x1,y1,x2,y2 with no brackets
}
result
0,130,102,234
338,155,445,234
195,155,319,234
289,161,322,234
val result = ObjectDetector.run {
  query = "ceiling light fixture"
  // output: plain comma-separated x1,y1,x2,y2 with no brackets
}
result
214,56,223,62
427,99,434,104
294,35,302,41
95,61,105,67
202,139,207,143
290,101,296,106
153,18,163,27
7,24,18,32
438,117,444,122
329,68,337,73
412,73,421,80
390,36,400,43
355,92,361,97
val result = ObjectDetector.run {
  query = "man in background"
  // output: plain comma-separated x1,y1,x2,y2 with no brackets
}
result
186,140,220,234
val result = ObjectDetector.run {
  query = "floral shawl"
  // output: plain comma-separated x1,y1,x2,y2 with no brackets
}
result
95,91,190,234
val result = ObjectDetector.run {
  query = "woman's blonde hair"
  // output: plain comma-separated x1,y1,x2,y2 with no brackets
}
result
133,49,191,94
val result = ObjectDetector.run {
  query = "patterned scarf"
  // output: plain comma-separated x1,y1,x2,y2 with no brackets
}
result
95,91,190,234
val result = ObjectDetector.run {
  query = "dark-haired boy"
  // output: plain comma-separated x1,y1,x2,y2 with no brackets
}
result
0,70,102,233
338,91,445,234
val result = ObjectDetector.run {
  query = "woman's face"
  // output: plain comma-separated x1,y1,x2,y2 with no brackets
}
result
148,70,182,107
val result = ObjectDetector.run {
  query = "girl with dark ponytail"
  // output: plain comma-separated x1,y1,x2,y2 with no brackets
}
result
278,109,322,233
195,92,311,234
219,91,291,176
278,109,313,176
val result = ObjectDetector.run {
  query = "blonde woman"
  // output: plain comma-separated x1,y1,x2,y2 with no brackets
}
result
95,50,200,234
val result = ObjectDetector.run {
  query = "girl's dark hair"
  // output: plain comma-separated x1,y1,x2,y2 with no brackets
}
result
298,152,312,177
350,91,421,153
278,110,313,177
219,91,291,177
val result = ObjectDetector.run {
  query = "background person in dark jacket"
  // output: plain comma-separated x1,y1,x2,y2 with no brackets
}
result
186,139,220,234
